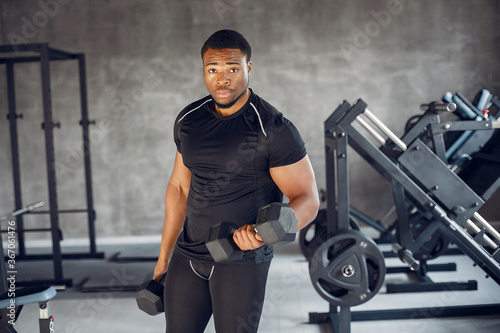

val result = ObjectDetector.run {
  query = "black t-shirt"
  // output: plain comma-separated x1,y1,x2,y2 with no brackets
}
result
173,90,307,265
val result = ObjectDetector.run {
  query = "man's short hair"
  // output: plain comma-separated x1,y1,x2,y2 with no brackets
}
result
201,29,252,61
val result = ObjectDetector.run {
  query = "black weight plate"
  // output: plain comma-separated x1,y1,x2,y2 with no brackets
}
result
299,210,327,259
408,213,450,261
309,229,386,307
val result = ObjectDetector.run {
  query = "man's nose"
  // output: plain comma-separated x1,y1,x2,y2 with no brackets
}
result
216,72,230,85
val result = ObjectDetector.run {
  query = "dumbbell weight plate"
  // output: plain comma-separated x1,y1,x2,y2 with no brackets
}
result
309,229,386,307
254,202,298,245
135,274,166,316
206,222,243,262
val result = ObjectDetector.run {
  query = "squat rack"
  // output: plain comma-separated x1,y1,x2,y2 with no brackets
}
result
0,43,103,286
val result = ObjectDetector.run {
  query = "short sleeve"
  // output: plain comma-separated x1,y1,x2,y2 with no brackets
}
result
266,115,307,168
173,112,183,153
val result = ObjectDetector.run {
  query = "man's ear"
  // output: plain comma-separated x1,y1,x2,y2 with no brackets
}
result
247,61,252,75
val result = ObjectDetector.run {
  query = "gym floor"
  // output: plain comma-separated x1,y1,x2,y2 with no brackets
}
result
9,229,500,333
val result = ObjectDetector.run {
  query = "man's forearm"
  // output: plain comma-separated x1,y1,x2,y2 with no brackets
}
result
158,183,189,263
288,192,319,231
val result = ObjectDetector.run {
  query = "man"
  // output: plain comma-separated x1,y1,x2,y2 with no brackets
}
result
153,29,319,332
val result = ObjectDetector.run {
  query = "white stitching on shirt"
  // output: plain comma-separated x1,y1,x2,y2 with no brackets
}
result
250,102,267,137
177,99,212,124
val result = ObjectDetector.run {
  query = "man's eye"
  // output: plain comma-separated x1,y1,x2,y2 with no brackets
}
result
208,69,216,74
230,68,238,73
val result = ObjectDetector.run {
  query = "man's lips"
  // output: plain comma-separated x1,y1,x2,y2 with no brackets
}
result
215,89,233,99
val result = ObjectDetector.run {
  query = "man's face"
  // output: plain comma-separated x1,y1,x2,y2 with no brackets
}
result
202,48,252,111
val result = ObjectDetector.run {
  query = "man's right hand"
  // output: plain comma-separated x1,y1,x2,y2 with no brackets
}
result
233,224,264,251
153,259,168,281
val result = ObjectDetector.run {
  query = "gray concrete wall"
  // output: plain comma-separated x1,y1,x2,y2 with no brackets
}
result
1,0,499,241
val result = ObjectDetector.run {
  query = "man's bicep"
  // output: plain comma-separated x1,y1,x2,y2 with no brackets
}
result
269,155,317,200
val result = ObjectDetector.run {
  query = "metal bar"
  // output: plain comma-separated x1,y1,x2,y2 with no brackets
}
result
78,54,97,256
391,180,412,247
349,207,388,234
0,201,45,221
456,92,484,118
336,127,350,231
466,220,498,249
0,43,48,53
386,263,457,272
325,100,352,128
364,108,407,151
432,120,497,134
1,228,54,233
420,102,456,112
351,304,500,321
339,306,351,333
14,253,104,261
472,212,500,244
48,46,78,60
0,237,6,293
379,205,397,224
40,44,64,282
354,116,386,146
339,99,367,126
6,62,28,257
391,242,420,271
15,279,72,288
386,280,477,293
323,99,354,237
0,45,23,53
432,130,447,163
1,57,43,64
26,209,89,215
0,56,79,64
482,177,500,201
0,43,75,58
325,115,338,236
325,136,336,149
324,143,338,235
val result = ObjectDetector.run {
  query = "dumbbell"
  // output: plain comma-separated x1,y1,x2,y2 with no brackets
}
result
206,202,298,262
135,274,166,316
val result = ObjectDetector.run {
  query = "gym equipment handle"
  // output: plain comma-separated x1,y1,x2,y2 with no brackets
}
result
420,102,457,112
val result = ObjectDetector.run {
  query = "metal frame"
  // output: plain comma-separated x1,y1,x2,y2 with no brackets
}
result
0,43,104,286
310,99,500,333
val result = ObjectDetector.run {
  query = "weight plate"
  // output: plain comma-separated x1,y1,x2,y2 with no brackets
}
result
408,213,450,262
309,229,386,307
299,210,328,259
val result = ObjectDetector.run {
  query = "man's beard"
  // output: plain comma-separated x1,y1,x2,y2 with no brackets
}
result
214,82,249,110
214,90,245,109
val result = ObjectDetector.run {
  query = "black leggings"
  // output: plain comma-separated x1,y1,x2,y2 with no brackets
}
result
164,251,271,333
